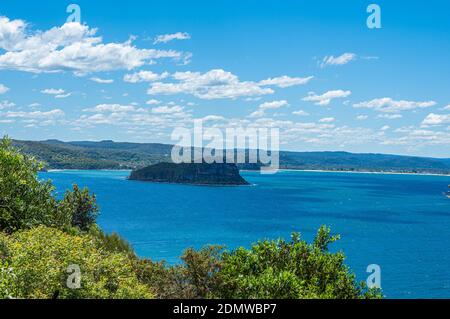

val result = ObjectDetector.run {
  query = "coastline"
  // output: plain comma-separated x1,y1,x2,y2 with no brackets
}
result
45,168,450,177
241,168,450,177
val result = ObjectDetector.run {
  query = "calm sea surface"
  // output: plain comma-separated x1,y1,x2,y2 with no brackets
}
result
39,169,450,298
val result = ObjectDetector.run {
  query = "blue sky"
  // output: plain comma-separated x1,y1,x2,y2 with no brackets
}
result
0,0,449,157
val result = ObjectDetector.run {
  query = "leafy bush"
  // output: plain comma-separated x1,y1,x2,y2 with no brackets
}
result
59,184,99,232
0,137,59,233
0,226,153,299
89,226,135,256
213,227,380,299
135,229,381,299
135,246,223,299
0,137,99,233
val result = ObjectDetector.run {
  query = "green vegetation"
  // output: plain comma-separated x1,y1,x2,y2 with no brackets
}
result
0,136,382,299
12,139,450,174
129,162,250,185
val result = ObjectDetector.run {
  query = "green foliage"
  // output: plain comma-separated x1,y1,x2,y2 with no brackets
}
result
13,138,450,174
0,226,153,299
133,259,187,299
0,137,59,233
214,226,380,299
89,226,135,256
134,246,223,299
59,184,99,232
135,230,381,299
0,137,100,233
180,246,223,298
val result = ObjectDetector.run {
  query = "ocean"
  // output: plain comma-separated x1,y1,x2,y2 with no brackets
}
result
39,169,450,298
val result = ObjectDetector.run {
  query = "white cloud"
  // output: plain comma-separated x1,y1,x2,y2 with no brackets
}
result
90,77,114,84
259,100,289,110
0,16,185,74
356,115,368,120
83,104,138,113
0,84,9,94
146,99,161,105
41,88,65,95
55,93,71,99
148,69,275,100
123,71,169,83
201,115,226,122
302,90,351,106
442,104,450,110
292,109,309,116
353,98,436,113
422,113,450,125
377,114,403,120
320,53,356,68
319,117,335,123
248,100,289,118
154,32,191,44
0,100,14,109
41,88,71,98
258,75,313,88
4,109,64,119
380,125,390,131
151,105,184,114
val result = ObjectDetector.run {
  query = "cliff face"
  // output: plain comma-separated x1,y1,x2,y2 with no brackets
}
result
128,162,249,185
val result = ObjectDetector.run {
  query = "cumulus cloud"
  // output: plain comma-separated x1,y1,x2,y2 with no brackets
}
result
148,69,274,100
0,16,185,74
154,32,191,44
258,75,313,88
377,114,403,120
320,53,357,68
147,69,311,100
319,117,335,123
146,99,161,105
83,104,138,113
292,109,309,116
41,88,65,95
4,109,64,119
151,105,184,114
0,100,14,109
353,98,436,113
0,84,9,94
422,113,450,125
123,71,169,83
40,88,71,98
248,100,289,118
201,115,226,122
90,77,114,84
302,90,351,106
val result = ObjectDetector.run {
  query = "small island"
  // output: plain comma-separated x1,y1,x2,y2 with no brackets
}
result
128,162,250,186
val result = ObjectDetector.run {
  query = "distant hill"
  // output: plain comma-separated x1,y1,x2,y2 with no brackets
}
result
129,162,249,185
12,139,172,169
11,139,450,174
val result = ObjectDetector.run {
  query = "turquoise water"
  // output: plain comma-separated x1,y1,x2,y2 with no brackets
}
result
40,169,450,298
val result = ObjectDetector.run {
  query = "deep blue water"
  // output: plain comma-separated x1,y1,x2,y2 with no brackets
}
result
39,169,450,298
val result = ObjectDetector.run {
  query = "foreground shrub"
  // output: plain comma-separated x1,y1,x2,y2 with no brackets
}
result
135,228,381,299
0,226,153,299
0,138,99,233
0,138,58,233
213,226,381,299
